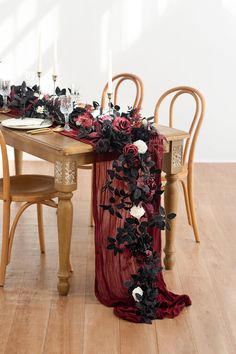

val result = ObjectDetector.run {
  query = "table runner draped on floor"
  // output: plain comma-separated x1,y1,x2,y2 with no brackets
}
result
62,129,191,322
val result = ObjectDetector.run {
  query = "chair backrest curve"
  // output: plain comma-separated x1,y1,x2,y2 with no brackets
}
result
154,86,205,167
101,73,144,110
0,130,10,201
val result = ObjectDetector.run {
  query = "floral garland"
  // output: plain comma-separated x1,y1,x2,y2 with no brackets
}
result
72,106,175,324
5,82,69,124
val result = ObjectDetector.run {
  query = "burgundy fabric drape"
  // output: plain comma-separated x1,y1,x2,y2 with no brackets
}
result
92,133,191,322
62,130,191,323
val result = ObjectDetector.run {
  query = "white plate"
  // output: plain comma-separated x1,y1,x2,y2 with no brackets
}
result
1,118,52,130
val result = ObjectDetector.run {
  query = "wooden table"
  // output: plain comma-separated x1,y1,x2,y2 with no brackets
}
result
0,115,189,295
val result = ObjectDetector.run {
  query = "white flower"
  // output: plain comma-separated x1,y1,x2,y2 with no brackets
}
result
133,140,148,154
36,106,44,114
130,205,145,219
142,118,148,127
34,92,40,98
132,286,143,302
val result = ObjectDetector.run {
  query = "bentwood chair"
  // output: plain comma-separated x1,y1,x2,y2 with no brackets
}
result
154,86,205,243
101,72,144,110
78,73,144,226
0,130,58,286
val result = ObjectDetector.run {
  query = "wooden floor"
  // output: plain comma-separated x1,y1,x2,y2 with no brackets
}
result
0,162,236,354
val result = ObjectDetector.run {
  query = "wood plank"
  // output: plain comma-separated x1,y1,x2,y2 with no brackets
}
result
0,162,235,354
120,321,158,354
155,269,197,354
83,304,120,354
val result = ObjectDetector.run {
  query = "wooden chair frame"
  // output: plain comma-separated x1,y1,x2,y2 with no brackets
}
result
0,131,58,285
101,73,144,110
154,86,205,242
78,73,144,226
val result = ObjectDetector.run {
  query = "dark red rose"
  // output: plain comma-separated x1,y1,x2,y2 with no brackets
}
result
130,108,142,119
130,108,142,127
132,120,143,128
112,116,131,134
75,111,94,128
123,143,138,156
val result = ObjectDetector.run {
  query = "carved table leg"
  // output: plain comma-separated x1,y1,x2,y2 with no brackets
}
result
164,174,178,269
57,191,73,295
55,160,77,296
162,139,183,270
14,149,23,175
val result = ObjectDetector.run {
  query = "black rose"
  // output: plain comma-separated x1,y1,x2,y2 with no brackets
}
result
102,120,113,138
95,138,111,153
111,131,131,152
131,127,150,142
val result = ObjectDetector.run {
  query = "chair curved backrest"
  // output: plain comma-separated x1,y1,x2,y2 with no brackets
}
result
154,86,205,167
101,73,144,110
0,131,10,201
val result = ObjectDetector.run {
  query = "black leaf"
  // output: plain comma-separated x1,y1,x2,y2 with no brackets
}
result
112,160,118,168
126,218,139,225
108,206,114,215
159,206,165,216
114,105,120,111
99,204,110,210
114,188,121,197
109,197,116,203
134,188,142,200
120,190,126,197
115,211,123,219
167,213,176,220
116,203,124,209
107,169,115,179
124,279,134,288
93,101,100,109
166,222,171,231
131,168,138,178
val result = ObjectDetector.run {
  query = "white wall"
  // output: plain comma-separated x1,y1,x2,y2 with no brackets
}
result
0,0,236,162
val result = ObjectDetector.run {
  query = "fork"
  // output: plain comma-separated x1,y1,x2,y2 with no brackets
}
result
26,126,63,134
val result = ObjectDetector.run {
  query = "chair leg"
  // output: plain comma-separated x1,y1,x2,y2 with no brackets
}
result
187,169,200,243
180,179,192,226
0,201,11,286
7,202,33,265
37,203,45,253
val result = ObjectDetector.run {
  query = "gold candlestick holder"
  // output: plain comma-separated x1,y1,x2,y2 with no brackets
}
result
52,74,57,94
107,92,112,115
37,71,42,93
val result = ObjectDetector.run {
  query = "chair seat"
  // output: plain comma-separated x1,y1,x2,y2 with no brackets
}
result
0,174,57,202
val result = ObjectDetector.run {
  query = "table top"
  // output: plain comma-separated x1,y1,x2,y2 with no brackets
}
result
0,113,189,164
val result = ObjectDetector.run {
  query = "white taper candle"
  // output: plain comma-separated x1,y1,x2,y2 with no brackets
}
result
37,33,42,72
108,50,113,94
53,40,58,76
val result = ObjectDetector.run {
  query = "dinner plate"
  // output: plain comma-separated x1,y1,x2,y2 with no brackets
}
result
1,118,52,130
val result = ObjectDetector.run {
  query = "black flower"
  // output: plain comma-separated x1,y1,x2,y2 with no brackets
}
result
111,131,131,151
95,138,111,153
131,127,150,142
102,120,113,138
